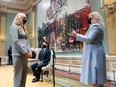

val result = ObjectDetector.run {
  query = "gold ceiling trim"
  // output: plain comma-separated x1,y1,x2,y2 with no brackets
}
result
0,0,41,14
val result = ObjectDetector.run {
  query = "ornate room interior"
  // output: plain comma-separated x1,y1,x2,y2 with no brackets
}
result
0,0,116,87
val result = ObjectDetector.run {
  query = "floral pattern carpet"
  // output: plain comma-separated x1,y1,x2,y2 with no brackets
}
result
44,75,92,87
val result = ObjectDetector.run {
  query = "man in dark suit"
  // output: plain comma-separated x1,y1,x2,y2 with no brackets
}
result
31,42,51,82
7,46,13,65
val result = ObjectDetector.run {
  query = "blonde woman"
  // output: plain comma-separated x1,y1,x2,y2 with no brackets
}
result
69,11,106,87
10,13,32,87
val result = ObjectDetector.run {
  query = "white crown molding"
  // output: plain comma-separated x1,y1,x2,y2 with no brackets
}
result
0,0,41,14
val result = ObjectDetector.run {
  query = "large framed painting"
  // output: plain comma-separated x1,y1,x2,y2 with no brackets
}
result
38,0,92,52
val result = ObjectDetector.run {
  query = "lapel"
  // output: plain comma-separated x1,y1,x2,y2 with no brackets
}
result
41,49,47,59
43,48,47,53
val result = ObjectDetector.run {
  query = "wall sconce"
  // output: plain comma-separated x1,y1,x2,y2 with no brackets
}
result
100,0,116,14
0,36,5,42
28,29,32,39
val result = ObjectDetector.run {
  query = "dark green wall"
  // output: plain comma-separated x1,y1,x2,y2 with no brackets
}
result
5,13,16,55
91,0,109,53
36,6,38,47
28,11,33,47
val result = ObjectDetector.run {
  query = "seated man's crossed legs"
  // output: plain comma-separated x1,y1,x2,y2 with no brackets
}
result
31,62,48,82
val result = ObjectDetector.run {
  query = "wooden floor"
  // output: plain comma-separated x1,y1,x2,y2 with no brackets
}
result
0,65,116,87
0,65,53,87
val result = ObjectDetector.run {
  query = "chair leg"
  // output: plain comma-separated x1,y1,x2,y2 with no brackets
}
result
40,69,50,82
46,70,49,77
41,70,43,82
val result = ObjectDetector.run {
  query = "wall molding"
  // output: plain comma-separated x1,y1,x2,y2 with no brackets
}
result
55,55,116,81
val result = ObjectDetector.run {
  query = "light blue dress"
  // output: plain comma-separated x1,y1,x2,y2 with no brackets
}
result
76,23,106,85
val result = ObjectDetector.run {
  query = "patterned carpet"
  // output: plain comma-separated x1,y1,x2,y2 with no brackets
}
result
44,75,92,87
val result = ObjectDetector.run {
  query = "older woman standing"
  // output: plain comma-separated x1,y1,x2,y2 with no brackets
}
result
10,13,32,87
69,11,106,87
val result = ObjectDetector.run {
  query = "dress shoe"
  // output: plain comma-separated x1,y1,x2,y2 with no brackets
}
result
32,77,36,81
32,78,39,83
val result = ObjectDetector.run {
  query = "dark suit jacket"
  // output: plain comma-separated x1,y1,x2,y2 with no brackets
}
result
38,48,51,64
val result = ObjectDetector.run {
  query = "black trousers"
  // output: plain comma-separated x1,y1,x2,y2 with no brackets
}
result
8,55,12,64
31,62,48,79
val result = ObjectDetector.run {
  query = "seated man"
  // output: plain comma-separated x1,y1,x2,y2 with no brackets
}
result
31,42,51,82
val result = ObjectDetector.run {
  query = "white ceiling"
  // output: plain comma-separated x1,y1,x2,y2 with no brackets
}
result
0,0,41,14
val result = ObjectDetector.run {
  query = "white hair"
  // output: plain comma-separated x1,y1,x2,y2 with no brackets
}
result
90,11,105,27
